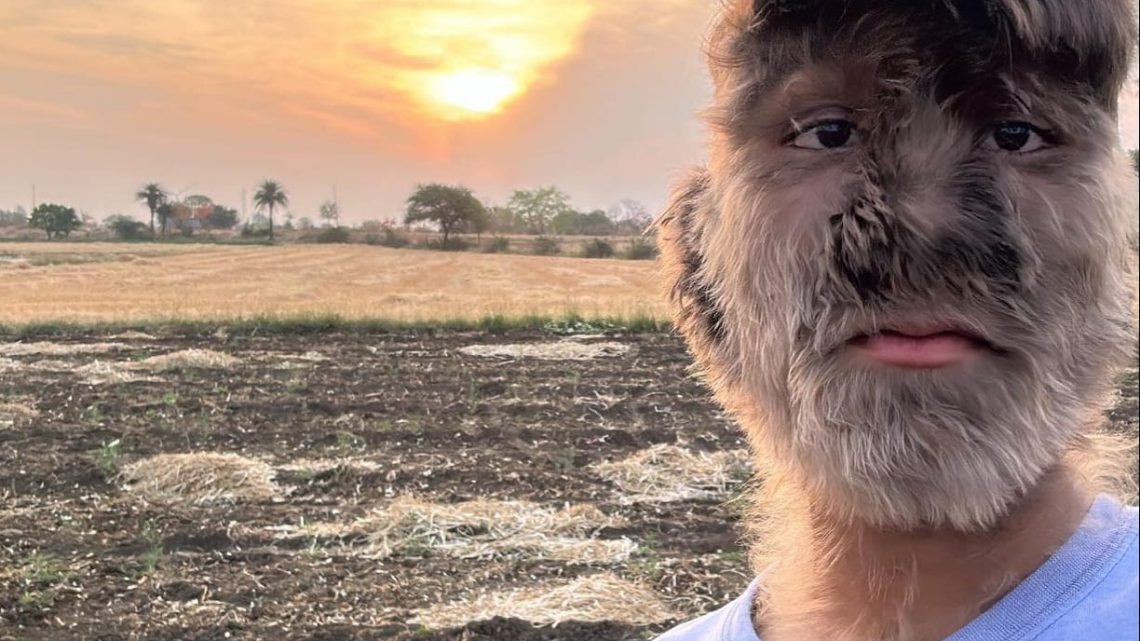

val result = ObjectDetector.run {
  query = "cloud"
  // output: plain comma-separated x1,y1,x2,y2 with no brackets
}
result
0,0,618,141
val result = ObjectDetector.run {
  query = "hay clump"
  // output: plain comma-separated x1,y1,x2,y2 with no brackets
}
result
458,340,629,361
297,497,632,564
0,341,129,357
0,401,39,429
136,349,240,371
409,573,677,629
121,452,279,504
76,361,155,385
364,497,621,555
111,331,157,341
592,444,752,504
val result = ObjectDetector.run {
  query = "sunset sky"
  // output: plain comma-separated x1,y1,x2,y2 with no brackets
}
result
1,1,1136,224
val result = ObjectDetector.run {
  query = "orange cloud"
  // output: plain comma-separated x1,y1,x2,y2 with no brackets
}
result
0,0,607,136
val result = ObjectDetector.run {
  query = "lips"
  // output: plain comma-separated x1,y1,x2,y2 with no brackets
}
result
846,325,995,369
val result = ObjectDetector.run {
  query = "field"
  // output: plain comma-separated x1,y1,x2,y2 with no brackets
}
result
0,243,666,325
0,328,764,641
0,243,1136,641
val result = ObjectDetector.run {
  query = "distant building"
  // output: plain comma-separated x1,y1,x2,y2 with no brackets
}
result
171,195,215,231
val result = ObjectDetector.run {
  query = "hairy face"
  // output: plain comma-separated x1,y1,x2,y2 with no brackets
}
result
660,0,1138,531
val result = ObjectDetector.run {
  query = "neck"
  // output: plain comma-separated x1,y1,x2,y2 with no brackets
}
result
751,466,1094,641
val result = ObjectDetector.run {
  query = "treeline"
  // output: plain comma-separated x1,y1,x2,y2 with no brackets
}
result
0,180,658,243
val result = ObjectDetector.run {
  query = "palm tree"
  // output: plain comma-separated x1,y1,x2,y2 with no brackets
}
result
253,180,289,240
134,183,168,237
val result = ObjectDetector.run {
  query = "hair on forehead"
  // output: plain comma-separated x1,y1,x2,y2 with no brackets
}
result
716,0,1136,110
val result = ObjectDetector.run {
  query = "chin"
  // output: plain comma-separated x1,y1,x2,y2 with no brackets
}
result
780,342,1077,532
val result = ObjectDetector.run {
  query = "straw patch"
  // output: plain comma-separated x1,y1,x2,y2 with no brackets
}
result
291,497,632,564
409,573,678,628
110,331,157,341
75,361,157,385
275,457,384,474
592,444,752,504
458,340,630,361
121,452,279,504
0,401,39,429
0,341,129,357
135,349,240,371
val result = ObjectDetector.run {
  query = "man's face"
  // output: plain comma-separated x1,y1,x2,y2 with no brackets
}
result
660,0,1137,531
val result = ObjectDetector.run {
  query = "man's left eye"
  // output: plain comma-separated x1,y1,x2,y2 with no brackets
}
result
989,122,1051,153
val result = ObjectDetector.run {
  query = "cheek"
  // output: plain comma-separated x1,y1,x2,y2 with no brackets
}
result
707,151,857,302
1012,167,1126,265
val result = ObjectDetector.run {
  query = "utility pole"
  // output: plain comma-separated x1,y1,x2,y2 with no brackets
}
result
31,184,36,211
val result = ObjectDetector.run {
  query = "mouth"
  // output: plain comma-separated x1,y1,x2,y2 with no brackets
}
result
846,323,997,369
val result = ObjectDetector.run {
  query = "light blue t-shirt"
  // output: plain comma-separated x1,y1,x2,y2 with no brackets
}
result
656,495,1139,641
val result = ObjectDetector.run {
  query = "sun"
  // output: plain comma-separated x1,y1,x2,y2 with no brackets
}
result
430,69,521,117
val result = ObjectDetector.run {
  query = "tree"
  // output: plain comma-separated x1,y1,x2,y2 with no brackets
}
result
506,187,573,235
486,205,519,234
134,183,168,237
550,209,583,235
156,202,174,236
253,179,289,240
580,209,616,236
319,200,340,228
405,183,486,245
207,205,239,230
105,214,148,240
28,203,82,240
0,206,27,227
608,199,652,235
1131,149,1138,175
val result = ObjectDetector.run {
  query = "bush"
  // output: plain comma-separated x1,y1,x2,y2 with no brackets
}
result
376,228,410,248
240,224,271,239
425,237,469,251
106,215,149,241
581,238,615,259
624,237,658,260
313,227,351,244
533,236,561,256
484,236,511,253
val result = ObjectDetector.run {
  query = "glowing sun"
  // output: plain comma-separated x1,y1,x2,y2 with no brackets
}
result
430,69,521,117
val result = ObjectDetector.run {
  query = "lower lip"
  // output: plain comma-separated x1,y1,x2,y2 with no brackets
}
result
849,332,985,368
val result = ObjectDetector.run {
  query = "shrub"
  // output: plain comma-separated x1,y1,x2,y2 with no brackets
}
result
624,237,658,260
314,227,351,244
377,228,410,248
582,238,615,259
425,237,470,251
533,236,561,256
484,236,511,253
106,215,149,241
240,224,271,239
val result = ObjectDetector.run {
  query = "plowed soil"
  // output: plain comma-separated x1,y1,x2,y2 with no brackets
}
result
0,328,1135,641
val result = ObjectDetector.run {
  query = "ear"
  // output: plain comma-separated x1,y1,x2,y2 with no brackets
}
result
655,168,728,354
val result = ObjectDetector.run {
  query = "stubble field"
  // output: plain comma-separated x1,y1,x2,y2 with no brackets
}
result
0,243,666,324
0,243,1136,641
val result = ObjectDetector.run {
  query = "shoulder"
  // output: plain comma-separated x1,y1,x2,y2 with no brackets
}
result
1037,501,1138,640
653,579,763,641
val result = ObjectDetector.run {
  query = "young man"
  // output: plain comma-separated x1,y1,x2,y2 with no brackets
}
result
655,1,1139,640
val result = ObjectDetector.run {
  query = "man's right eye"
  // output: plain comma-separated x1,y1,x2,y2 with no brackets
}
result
790,120,859,150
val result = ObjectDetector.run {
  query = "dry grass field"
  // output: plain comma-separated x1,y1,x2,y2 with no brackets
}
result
0,243,667,325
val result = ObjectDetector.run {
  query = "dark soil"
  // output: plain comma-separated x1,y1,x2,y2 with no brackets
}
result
0,329,1135,641
0,330,753,641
